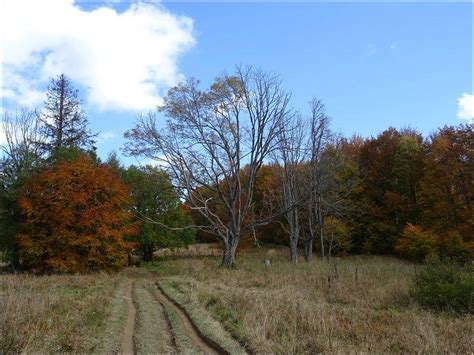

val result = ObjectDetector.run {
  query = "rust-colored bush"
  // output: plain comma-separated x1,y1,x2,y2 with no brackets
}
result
16,155,138,273
395,224,436,261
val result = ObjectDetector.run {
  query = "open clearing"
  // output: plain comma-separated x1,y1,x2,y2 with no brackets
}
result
148,249,473,353
0,266,243,354
0,248,472,353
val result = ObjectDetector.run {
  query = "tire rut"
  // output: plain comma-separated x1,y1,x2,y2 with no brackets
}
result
155,282,228,355
156,295,179,352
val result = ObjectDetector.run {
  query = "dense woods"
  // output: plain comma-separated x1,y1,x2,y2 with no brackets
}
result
0,71,473,272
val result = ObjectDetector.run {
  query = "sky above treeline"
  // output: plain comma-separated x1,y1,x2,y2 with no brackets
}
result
1,0,472,164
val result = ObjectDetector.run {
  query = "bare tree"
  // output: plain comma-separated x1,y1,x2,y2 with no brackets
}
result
303,123,359,261
303,98,332,261
124,66,291,267
272,114,308,262
268,98,345,263
0,108,45,188
0,107,45,267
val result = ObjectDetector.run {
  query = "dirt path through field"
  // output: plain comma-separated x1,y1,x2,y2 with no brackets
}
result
117,268,228,354
155,283,222,355
120,280,136,354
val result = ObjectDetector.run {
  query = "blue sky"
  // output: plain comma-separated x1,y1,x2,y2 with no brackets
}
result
1,1,472,163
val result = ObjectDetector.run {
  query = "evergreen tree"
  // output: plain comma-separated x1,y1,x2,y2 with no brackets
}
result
40,74,96,153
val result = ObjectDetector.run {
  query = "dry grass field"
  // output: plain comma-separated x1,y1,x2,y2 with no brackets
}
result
1,247,472,353
0,272,126,352
148,248,473,353
0,267,243,354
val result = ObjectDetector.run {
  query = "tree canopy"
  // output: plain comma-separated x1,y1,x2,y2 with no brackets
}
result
122,165,195,261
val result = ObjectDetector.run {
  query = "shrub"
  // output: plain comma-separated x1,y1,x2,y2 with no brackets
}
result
323,217,352,256
395,224,436,261
396,224,472,263
412,259,474,313
436,231,472,263
16,155,138,273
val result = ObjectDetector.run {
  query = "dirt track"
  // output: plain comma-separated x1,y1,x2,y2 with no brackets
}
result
154,283,222,354
119,269,229,354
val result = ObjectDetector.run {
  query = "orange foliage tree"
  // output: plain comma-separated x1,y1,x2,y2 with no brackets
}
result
16,155,138,273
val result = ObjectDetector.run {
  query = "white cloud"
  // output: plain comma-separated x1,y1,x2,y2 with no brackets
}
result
1,72,45,107
1,0,195,111
98,131,118,143
138,156,169,168
457,93,474,123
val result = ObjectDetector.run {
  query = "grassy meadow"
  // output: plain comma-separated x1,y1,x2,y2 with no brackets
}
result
148,249,473,353
1,247,472,353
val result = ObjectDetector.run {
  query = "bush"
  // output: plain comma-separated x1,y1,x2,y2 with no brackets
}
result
396,224,472,263
412,259,474,313
395,224,436,261
16,155,138,273
436,231,472,264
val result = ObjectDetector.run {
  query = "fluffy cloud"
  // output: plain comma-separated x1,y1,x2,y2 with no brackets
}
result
457,93,474,123
1,0,195,111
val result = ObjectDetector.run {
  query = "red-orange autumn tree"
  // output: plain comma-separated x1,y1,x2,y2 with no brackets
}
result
16,155,138,273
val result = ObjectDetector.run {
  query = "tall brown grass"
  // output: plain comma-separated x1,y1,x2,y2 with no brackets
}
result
0,273,121,352
150,249,473,353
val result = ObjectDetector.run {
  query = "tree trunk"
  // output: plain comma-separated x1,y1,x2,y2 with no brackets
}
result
57,77,65,148
319,221,325,261
328,231,333,260
290,238,298,263
142,245,154,262
287,207,300,263
11,243,21,270
304,239,313,261
222,241,237,268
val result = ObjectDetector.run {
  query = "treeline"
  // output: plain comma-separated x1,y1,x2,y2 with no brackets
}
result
184,115,473,264
247,124,472,263
1,69,473,273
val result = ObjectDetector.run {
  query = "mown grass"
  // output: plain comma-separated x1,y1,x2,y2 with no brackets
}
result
96,277,129,353
133,281,175,353
0,272,124,353
148,249,473,353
